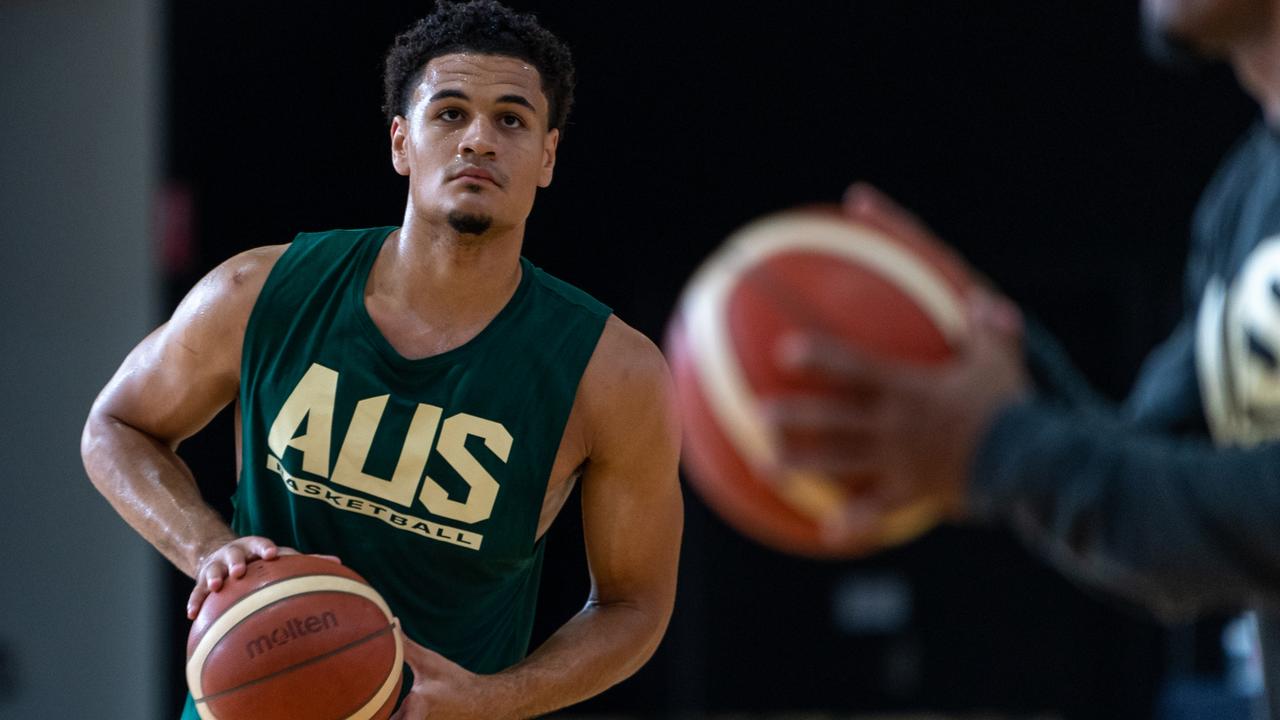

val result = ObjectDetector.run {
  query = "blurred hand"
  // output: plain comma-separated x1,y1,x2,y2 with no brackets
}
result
763,182,1031,548
390,632,497,720
186,536,340,619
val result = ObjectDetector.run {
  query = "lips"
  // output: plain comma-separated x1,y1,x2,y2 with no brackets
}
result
450,166,501,187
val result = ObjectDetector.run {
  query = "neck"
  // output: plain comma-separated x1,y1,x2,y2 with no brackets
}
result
1229,8,1280,126
371,206,525,328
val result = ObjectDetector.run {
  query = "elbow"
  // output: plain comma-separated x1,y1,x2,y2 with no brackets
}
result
630,606,668,671
587,592,674,674
81,399,128,491
80,404,110,489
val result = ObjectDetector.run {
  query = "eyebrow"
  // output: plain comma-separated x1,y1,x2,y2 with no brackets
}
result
428,89,470,103
427,89,538,114
496,94,537,113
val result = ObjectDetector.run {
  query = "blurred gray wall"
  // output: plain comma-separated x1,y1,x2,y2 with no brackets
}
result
0,0,162,717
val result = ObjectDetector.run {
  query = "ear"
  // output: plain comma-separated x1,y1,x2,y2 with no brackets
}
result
390,116,410,177
538,128,560,188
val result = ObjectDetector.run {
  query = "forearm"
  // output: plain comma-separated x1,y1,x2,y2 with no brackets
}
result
971,399,1280,617
485,597,669,719
81,411,234,577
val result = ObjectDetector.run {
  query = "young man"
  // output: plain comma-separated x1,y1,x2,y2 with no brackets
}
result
80,2,682,718
765,0,1280,713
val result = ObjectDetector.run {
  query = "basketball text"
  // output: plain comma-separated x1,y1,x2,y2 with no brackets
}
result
245,611,339,660
264,362,513,548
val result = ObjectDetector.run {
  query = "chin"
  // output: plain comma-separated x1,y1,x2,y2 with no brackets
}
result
445,201,499,223
447,210,493,236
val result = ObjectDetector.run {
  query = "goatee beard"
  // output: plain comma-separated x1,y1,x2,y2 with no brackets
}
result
447,211,493,236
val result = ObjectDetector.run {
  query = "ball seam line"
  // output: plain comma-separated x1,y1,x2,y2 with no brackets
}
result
191,622,397,704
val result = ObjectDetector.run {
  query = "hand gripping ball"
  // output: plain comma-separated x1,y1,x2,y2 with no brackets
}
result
665,207,974,557
186,555,404,720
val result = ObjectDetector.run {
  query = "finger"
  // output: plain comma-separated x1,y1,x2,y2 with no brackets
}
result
396,624,431,672
968,287,1023,343
398,633,455,677
775,448,878,479
310,553,342,564
866,473,918,511
250,537,280,560
187,584,209,620
820,499,885,551
769,424,877,477
203,559,228,592
388,694,426,720
763,396,879,434
776,333,890,390
842,182,940,249
225,545,248,580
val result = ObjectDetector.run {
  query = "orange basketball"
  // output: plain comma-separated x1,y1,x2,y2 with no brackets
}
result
665,206,974,558
186,555,403,720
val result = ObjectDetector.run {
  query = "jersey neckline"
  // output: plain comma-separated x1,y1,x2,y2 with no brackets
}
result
349,226,534,370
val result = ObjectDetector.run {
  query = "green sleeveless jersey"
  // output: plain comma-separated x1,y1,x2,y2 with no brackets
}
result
216,226,606,683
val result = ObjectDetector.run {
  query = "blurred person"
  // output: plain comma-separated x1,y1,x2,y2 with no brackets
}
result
766,0,1280,715
80,2,682,718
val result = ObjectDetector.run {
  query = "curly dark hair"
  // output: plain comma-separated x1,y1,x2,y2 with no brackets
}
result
382,0,575,132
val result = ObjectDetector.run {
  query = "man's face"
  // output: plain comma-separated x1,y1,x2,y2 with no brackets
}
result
1141,0,1272,56
390,53,559,235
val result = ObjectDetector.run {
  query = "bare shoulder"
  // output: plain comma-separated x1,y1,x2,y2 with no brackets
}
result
174,244,290,338
578,315,679,454
89,244,292,442
583,316,672,399
183,243,290,349
203,244,289,308
229,244,289,280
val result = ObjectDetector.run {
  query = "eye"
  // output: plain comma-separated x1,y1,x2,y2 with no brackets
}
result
499,114,525,129
437,108,464,122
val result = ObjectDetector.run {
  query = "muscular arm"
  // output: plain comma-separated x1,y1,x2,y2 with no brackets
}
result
480,317,683,718
80,246,283,578
387,314,682,720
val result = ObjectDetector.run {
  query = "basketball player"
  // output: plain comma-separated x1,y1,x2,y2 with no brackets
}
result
766,0,1280,713
80,2,682,718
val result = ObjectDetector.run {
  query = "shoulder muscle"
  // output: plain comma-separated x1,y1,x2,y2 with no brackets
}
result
91,244,288,444
579,315,680,466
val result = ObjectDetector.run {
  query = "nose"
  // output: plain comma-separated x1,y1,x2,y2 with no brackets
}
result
459,116,498,158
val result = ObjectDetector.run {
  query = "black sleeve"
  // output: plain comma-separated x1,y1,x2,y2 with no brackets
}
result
970,396,1280,619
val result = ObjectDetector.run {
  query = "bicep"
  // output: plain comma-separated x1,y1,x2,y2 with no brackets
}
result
90,248,278,446
95,322,238,447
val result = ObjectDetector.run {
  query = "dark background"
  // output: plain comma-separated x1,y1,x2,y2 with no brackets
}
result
162,2,1259,717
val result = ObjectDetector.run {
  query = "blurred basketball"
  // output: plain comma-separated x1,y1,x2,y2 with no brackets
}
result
186,555,403,720
665,206,974,557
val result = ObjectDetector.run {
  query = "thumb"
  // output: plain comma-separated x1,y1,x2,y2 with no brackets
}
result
842,182,940,250
974,287,1022,336
964,287,1023,353
398,623,447,674
820,498,885,553
388,692,427,720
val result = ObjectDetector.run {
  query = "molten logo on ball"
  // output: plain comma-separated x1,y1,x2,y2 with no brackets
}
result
187,557,405,720
245,611,339,660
